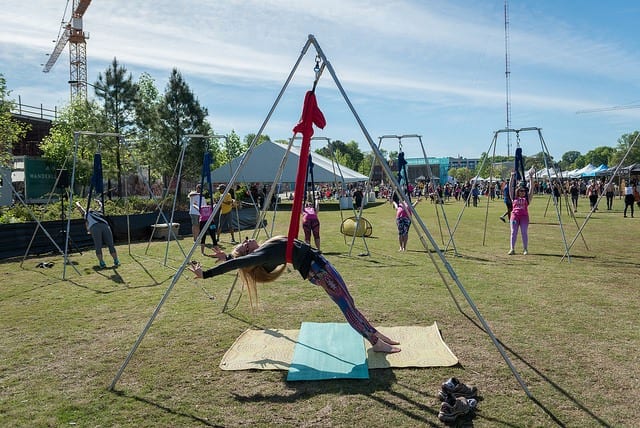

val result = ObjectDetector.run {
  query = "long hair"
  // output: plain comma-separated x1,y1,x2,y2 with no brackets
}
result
231,235,287,309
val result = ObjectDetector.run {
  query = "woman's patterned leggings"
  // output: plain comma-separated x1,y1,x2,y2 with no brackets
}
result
307,255,378,344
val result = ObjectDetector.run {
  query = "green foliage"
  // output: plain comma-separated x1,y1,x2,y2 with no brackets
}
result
448,166,473,182
0,74,31,168
243,133,270,148
40,98,105,182
583,146,615,166
0,195,181,224
156,68,211,182
95,58,140,196
315,140,364,171
96,57,138,135
612,131,640,166
223,130,247,162
560,150,581,169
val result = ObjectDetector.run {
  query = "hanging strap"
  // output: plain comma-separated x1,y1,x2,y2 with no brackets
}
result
306,154,316,206
286,91,326,263
199,151,214,208
86,153,104,213
515,147,525,182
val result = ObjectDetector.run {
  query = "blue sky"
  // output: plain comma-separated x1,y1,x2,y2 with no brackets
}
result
1,1,639,160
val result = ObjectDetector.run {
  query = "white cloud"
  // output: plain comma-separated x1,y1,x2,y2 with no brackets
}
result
1,0,639,158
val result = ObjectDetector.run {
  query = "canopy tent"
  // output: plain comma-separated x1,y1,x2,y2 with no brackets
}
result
209,140,368,184
568,163,595,178
621,163,640,174
538,167,559,178
564,168,580,178
582,164,608,177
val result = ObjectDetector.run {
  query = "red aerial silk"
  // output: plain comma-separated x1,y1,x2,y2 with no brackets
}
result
286,91,326,262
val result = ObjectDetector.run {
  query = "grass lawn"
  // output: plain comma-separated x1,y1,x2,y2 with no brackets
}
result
1,194,638,427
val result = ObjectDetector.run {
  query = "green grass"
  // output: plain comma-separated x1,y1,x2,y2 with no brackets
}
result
1,195,638,427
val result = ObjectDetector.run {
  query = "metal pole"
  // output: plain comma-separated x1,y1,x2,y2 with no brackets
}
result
110,37,314,390
312,33,531,395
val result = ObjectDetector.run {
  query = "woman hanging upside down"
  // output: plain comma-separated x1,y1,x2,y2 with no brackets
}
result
188,235,400,353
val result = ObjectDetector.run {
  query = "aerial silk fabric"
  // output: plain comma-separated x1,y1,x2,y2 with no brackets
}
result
286,91,326,263
91,153,104,194
515,147,525,181
199,151,214,208
86,153,104,212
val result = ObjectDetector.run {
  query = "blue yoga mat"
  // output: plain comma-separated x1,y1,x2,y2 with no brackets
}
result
286,322,369,381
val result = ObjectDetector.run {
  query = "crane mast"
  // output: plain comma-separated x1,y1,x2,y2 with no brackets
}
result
43,0,92,101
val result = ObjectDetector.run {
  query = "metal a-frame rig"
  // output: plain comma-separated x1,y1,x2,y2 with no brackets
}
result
110,34,531,397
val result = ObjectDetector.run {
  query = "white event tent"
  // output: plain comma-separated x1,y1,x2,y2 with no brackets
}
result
209,140,368,184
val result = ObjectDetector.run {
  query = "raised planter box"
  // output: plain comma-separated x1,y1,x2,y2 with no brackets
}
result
0,208,265,260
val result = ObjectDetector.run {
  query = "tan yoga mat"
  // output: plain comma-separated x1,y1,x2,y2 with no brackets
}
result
365,324,459,369
219,322,458,371
220,328,299,370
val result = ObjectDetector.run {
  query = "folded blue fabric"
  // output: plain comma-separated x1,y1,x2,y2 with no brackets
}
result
287,322,369,381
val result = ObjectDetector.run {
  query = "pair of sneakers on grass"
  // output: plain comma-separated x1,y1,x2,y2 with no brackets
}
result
437,377,479,424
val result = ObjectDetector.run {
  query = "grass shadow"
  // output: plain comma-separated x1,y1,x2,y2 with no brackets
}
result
455,306,612,427
109,389,223,427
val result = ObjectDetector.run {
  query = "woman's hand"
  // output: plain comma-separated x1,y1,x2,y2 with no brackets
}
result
212,247,227,263
188,261,203,279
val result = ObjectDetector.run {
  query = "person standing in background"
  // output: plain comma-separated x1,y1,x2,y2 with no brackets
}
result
188,184,204,243
569,181,579,212
216,184,238,244
623,180,637,218
302,196,321,251
604,180,615,210
507,171,534,256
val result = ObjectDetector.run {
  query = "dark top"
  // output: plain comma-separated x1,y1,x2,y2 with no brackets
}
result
202,238,321,280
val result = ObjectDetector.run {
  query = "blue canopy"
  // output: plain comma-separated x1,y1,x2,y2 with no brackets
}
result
582,164,608,177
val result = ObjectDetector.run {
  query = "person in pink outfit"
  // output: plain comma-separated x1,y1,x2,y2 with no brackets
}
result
392,192,419,251
301,198,321,251
507,171,534,255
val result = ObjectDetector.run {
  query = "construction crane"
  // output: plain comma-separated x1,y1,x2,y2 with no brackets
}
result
42,0,92,101
576,103,640,114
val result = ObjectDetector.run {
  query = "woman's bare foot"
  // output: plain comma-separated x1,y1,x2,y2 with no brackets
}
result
372,340,401,353
375,331,400,345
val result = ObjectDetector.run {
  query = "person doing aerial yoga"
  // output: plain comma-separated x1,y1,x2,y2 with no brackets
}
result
392,191,420,252
188,236,400,353
75,200,120,268
75,151,120,268
191,82,399,353
507,169,534,255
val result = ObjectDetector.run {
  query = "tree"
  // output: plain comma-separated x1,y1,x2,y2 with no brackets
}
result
217,131,245,166
449,167,473,183
244,133,270,149
156,68,211,185
315,140,364,172
0,75,30,168
611,132,640,166
95,58,139,196
559,150,581,170
582,146,615,167
40,98,104,185
130,72,163,185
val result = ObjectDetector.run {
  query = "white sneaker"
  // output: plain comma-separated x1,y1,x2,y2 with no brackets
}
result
507,249,515,255
523,249,528,255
